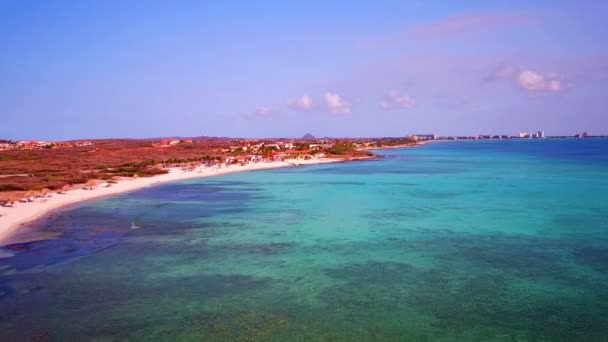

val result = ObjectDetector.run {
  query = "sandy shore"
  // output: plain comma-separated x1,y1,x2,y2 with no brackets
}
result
0,158,341,246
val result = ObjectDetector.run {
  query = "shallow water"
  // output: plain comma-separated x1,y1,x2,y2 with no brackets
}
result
1,139,608,341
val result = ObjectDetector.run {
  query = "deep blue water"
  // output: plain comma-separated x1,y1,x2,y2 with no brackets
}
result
1,139,607,341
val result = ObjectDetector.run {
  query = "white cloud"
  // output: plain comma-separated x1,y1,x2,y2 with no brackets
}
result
324,92,352,114
517,70,547,91
548,79,562,92
516,70,565,93
287,95,315,112
485,65,568,93
380,90,415,110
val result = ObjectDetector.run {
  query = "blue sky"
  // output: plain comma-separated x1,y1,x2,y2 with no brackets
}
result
1,0,607,140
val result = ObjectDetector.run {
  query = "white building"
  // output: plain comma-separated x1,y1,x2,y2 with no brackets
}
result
413,134,437,141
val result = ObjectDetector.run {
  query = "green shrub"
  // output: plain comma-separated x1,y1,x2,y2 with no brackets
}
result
0,184,24,191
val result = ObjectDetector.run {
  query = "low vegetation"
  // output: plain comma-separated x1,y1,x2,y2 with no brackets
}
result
0,137,416,201
0,139,229,200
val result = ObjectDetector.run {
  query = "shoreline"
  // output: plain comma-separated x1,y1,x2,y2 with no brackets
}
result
357,141,427,151
0,158,348,246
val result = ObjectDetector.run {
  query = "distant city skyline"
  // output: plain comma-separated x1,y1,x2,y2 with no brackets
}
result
2,1,607,140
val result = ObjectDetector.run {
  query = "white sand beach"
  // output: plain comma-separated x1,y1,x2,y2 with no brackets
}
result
0,158,341,246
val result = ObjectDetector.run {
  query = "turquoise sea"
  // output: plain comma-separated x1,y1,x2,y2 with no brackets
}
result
1,139,608,341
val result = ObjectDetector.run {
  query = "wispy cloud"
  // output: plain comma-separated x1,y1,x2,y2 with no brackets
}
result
257,93,354,117
287,95,315,112
360,10,535,49
482,64,517,83
406,11,533,38
254,106,279,117
562,57,608,83
380,90,415,110
244,105,283,119
324,92,352,114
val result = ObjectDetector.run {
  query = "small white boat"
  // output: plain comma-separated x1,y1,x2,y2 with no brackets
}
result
130,221,142,230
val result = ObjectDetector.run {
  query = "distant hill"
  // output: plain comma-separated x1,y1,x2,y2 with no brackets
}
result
301,133,316,140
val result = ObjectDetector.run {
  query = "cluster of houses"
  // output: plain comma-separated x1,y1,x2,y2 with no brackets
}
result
224,141,293,153
218,141,336,165
222,151,327,166
223,141,335,154
0,140,93,151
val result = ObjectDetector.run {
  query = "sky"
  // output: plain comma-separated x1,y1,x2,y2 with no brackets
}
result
1,0,607,140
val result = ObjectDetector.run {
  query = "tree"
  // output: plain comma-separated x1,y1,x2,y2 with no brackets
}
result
295,142,309,150
328,141,354,155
